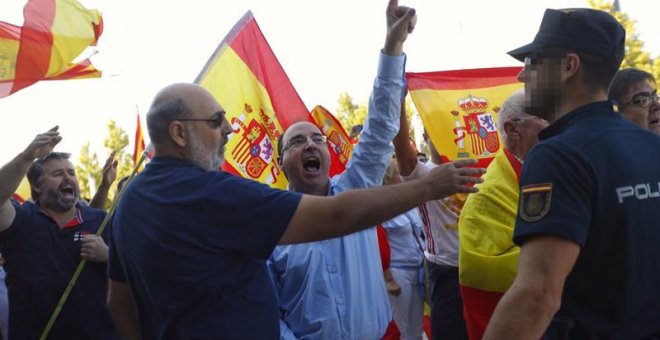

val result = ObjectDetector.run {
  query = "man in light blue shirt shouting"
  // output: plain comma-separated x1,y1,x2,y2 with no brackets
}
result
267,0,417,338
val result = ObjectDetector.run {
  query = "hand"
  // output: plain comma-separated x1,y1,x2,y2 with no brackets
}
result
100,152,118,188
81,234,108,262
386,278,402,296
20,126,62,162
424,159,486,199
384,0,417,56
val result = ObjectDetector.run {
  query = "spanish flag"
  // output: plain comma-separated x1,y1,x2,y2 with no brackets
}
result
197,12,354,188
458,149,522,340
11,177,32,204
133,111,146,167
406,67,522,169
0,0,103,97
310,105,353,176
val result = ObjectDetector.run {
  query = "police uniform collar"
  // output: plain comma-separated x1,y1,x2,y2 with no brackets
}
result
538,101,619,141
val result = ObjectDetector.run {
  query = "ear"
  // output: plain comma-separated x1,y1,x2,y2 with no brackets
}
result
277,156,288,179
169,121,187,147
562,53,581,82
503,121,520,140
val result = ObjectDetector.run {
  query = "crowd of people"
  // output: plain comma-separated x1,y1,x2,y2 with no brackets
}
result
0,1,658,339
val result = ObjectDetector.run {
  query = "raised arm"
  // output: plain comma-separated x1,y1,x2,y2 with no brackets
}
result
393,97,418,176
89,152,118,210
0,126,61,231
280,159,484,244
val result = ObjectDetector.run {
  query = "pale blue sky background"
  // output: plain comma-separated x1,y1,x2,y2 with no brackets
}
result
0,0,657,164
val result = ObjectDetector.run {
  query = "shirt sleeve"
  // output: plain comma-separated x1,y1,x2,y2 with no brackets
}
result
513,143,594,247
400,160,430,182
207,174,303,259
333,51,406,191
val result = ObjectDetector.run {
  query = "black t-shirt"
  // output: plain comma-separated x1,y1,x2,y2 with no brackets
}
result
514,101,660,339
108,157,302,339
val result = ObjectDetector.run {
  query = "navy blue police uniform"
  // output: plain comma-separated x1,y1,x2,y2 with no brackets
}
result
513,101,660,338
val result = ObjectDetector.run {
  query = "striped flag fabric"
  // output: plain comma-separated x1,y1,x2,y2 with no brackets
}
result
0,0,103,97
133,111,146,167
406,67,522,169
196,11,352,188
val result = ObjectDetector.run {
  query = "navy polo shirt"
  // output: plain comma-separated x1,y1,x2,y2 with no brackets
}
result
514,101,660,338
108,157,302,339
0,201,119,340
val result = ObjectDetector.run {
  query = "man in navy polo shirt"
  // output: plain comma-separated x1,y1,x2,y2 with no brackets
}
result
106,82,486,339
0,128,119,339
484,9,660,339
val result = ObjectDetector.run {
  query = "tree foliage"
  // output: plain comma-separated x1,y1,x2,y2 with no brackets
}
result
335,92,417,141
75,120,133,208
589,0,659,80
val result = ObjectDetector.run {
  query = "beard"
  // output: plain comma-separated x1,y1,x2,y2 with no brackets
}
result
524,88,561,122
39,186,79,212
185,132,224,171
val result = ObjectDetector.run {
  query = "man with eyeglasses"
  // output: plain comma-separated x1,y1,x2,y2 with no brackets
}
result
457,90,548,340
267,1,418,338
484,8,660,339
609,68,660,135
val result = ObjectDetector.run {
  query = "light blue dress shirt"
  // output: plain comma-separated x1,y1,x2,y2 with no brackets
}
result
382,208,425,268
267,51,406,340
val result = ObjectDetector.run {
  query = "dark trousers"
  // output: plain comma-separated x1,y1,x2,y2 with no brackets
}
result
428,262,468,340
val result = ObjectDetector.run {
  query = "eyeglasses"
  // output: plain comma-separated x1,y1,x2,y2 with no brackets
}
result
175,117,225,129
282,134,327,152
620,93,660,108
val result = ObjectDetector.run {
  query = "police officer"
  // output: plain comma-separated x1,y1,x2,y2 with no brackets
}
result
484,8,660,339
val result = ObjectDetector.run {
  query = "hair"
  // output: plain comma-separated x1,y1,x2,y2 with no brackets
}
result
608,68,656,104
497,90,527,143
27,152,71,202
146,98,190,144
536,47,622,92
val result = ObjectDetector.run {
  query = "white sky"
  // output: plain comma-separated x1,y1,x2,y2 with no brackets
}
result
0,0,657,164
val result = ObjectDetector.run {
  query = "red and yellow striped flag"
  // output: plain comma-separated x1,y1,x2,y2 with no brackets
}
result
133,111,146,167
0,0,103,98
406,67,522,169
196,12,351,188
310,105,354,176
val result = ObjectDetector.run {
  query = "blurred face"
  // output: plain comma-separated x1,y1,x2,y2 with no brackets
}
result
279,122,331,195
619,79,659,135
36,159,80,212
517,55,564,122
180,90,232,171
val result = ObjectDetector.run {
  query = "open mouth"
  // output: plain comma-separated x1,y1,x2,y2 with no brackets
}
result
302,156,320,172
60,186,75,199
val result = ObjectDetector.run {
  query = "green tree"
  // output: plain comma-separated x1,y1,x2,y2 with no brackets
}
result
75,120,133,209
589,0,659,80
335,92,417,139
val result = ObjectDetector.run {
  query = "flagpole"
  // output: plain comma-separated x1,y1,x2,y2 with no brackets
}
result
39,151,148,340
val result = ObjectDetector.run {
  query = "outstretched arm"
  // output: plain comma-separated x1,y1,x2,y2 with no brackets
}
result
0,126,61,231
280,159,484,244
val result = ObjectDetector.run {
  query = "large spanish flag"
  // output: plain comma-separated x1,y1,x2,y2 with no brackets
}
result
0,0,103,97
458,149,522,340
406,67,522,169
196,12,352,188
310,105,353,176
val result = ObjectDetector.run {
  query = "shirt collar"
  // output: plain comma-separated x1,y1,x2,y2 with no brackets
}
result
539,101,620,141
37,202,86,229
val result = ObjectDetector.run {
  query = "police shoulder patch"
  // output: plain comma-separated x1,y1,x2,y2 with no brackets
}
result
519,183,553,222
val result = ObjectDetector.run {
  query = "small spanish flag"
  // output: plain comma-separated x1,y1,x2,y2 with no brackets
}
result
133,111,146,167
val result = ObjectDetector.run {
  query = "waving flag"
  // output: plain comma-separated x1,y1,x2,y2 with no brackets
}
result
133,111,145,167
0,0,103,97
310,105,354,176
406,67,522,169
196,11,319,189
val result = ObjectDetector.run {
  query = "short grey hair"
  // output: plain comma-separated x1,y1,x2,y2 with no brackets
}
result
497,90,527,145
146,98,191,144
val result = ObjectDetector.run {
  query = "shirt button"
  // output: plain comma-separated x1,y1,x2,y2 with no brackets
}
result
336,298,344,305
328,265,337,273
